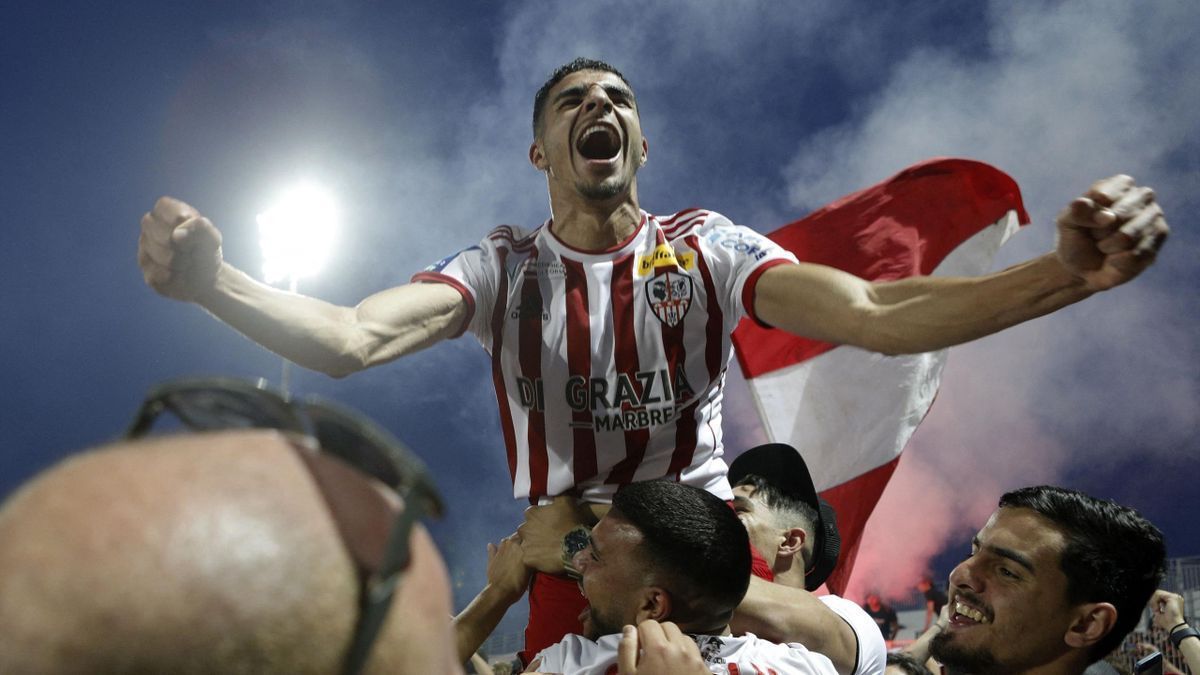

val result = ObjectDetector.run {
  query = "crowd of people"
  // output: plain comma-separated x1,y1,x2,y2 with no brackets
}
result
0,58,1184,673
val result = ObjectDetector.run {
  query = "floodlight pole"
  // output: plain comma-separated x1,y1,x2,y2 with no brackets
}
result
280,274,298,397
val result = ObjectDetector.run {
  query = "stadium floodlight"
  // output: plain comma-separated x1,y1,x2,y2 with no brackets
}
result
256,181,340,394
257,181,340,289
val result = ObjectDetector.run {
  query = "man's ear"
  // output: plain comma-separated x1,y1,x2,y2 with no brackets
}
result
1063,602,1117,650
529,141,548,171
777,527,807,562
638,138,649,166
635,586,673,624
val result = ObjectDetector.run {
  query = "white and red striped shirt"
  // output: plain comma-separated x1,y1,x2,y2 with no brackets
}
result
414,209,796,502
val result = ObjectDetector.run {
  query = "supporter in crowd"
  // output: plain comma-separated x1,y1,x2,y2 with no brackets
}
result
918,575,949,632
929,485,1166,675
461,480,840,674
1149,589,1199,675
0,379,460,674
727,443,887,675
865,593,901,641
511,442,885,674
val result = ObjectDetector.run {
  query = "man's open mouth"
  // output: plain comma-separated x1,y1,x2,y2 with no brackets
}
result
576,124,621,161
952,598,991,625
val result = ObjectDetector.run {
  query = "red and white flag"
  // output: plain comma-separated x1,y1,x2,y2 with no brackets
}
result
731,158,1029,594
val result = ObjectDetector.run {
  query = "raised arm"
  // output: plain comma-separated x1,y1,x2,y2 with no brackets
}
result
138,197,466,377
754,175,1168,355
453,534,533,664
731,577,862,675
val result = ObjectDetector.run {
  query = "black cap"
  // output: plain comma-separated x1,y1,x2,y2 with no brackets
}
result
728,443,841,591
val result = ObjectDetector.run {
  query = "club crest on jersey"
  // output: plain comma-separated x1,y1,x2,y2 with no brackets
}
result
645,270,693,327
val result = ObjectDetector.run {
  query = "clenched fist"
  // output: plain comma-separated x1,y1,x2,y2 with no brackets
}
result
1055,175,1169,291
138,197,224,302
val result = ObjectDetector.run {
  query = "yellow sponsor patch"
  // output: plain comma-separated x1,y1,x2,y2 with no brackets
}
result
637,244,695,275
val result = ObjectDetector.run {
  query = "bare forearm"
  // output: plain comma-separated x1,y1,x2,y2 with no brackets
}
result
731,578,857,675
1174,629,1200,674
757,254,1093,355
864,254,1092,353
904,621,942,666
197,263,465,376
453,585,523,664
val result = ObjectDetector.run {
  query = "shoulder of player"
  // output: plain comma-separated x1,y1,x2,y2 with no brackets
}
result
483,223,543,251
651,208,730,241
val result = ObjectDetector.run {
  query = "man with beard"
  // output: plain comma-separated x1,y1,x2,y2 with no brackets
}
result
527,480,840,674
929,486,1165,675
138,58,1169,658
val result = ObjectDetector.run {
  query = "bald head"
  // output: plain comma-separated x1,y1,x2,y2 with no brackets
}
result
0,430,459,674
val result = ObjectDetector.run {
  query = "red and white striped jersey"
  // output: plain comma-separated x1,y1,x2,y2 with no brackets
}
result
413,209,797,502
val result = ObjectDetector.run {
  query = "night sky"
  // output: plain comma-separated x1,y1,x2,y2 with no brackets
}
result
3,1,1197,632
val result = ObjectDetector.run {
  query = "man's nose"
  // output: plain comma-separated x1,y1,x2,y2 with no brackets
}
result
949,558,982,592
583,86,613,114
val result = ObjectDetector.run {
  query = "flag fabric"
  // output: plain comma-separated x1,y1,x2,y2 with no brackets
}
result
730,158,1029,594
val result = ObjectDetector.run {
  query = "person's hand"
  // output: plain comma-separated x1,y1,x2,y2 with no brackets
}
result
487,533,533,605
618,621,710,674
1149,589,1188,632
1055,175,1169,291
935,603,949,631
1137,643,1186,675
518,496,591,575
138,196,224,302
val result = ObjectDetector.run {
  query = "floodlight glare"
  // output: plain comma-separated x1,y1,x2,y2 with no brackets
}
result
257,182,340,285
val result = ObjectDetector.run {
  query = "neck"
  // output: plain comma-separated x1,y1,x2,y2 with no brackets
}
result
546,182,641,251
769,553,808,591
676,621,732,638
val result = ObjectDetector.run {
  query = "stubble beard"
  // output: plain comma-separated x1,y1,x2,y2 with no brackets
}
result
930,631,1002,674
584,605,624,641
575,174,630,201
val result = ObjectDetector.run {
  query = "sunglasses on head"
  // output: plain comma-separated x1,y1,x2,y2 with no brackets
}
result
124,377,444,675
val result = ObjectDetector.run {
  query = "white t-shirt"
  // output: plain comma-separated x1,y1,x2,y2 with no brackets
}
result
415,209,796,502
819,595,887,675
530,630,838,675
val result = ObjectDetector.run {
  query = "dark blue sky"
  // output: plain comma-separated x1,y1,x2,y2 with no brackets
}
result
3,1,1196,619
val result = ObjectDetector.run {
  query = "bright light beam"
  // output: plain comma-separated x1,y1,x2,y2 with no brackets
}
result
256,181,340,395
257,181,340,286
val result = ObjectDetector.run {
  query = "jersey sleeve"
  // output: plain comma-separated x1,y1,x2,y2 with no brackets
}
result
694,213,797,327
411,232,503,343
818,595,888,675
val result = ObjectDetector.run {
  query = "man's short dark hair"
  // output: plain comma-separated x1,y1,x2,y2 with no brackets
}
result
998,485,1166,661
532,57,633,137
734,473,820,567
886,652,934,675
611,480,751,630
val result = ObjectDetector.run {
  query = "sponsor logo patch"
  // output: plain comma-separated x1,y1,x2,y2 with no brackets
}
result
637,244,695,276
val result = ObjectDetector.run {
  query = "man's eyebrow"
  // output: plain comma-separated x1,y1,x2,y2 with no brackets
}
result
974,536,1036,574
552,84,588,104
603,83,635,101
552,82,636,105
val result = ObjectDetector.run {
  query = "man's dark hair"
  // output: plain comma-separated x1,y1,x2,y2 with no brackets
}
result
532,57,633,137
611,480,751,631
886,652,934,675
998,485,1166,661
735,473,820,567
